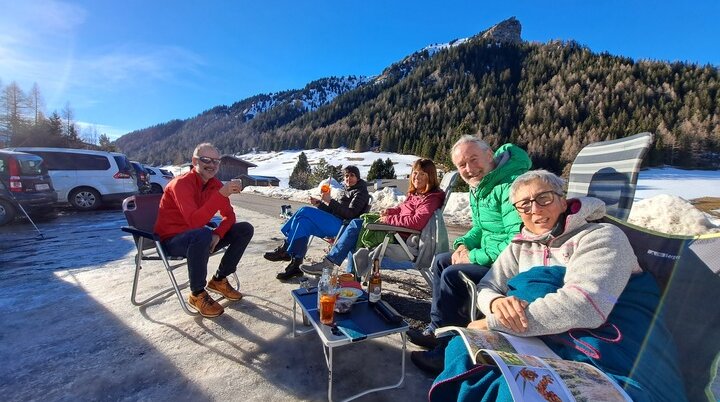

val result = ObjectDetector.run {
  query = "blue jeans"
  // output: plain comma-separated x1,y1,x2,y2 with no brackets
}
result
326,218,362,272
430,251,489,329
281,206,343,258
162,222,254,293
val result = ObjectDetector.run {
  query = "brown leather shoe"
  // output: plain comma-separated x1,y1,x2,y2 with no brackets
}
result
207,277,243,301
188,291,224,317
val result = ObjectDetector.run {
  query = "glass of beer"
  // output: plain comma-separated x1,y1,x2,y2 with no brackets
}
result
319,293,337,325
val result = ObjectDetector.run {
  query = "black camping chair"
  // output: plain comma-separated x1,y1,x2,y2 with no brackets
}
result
120,194,238,315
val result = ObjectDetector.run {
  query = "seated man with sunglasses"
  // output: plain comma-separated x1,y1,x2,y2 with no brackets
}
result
155,143,254,318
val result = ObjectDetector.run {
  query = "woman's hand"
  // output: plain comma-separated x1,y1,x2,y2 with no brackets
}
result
309,196,320,206
452,245,471,264
467,318,488,330
490,296,529,333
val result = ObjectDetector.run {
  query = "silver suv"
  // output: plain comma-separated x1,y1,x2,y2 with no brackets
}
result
8,147,138,210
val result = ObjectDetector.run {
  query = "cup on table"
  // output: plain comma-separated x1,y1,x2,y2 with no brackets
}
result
319,293,337,325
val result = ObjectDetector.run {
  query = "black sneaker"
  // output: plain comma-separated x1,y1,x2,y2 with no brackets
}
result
276,259,304,281
407,327,439,350
410,345,445,375
264,244,291,262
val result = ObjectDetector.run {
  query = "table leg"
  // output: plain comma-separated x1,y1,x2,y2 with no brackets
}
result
328,332,407,402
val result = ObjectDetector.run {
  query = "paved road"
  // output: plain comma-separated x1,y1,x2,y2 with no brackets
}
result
231,192,468,242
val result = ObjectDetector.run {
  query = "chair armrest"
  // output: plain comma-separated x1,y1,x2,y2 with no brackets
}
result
121,226,161,241
365,223,421,235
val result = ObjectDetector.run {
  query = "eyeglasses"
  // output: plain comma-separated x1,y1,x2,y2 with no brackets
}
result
197,156,221,165
513,190,562,213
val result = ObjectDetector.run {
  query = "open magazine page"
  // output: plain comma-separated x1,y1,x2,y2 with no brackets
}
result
434,326,558,364
485,350,632,402
435,326,632,401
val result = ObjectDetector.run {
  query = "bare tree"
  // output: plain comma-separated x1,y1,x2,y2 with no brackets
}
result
1,81,28,141
61,101,79,141
28,83,45,124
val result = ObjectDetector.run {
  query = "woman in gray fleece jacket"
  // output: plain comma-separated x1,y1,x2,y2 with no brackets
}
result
473,170,641,335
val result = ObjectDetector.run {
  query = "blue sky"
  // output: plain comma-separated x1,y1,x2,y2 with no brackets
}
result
1,0,718,140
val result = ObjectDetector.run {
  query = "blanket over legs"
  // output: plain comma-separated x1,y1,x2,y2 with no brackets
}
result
429,266,687,402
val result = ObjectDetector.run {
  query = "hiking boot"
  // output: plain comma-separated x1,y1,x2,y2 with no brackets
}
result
264,243,291,262
276,258,304,281
410,345,445,375
207,277,243,301
300,258,335,276
407,326,439,350
188,291,224,318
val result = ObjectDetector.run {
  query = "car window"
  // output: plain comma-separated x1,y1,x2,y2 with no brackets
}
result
75,154,110,170
15,155,45,175
114,156,133,175
31,151,75,170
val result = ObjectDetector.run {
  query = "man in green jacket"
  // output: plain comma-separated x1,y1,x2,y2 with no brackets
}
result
409,135,531,374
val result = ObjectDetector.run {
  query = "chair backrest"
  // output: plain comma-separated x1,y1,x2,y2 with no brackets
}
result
566,132,653,220
603,215,720,402
438,171,459,214
122,193,163,233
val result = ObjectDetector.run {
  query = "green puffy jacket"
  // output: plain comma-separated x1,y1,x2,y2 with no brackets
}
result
452,143,531,266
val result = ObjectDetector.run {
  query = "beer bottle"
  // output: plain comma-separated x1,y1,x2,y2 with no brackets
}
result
368,259,382,304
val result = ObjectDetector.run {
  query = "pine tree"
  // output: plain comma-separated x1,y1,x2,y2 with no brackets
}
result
288,152,312,189
366,158,383,180
383,158,396,179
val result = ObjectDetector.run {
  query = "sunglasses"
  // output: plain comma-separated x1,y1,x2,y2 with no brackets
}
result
197,156,221,165
513,190,562,213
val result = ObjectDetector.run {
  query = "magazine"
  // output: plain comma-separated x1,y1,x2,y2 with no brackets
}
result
435,326,632,402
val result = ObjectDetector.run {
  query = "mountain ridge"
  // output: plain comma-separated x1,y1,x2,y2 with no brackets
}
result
115,17,720,173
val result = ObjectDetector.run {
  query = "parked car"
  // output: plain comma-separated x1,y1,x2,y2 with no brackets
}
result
130,161,152,194
0,150,58,225
7,147,138,210
143,165,174,193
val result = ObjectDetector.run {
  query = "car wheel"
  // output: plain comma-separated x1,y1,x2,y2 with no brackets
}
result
69,188,101,211
0,199,17,226
150,183,163,194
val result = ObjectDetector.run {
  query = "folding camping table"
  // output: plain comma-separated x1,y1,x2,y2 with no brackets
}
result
291,288,408,402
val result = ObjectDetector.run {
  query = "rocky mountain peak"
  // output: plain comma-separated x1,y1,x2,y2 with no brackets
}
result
479,17,522,44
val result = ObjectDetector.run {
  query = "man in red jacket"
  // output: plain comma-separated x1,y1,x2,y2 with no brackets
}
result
155,143,254,317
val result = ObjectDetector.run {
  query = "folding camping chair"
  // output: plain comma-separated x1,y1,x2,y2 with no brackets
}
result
357,171,459,287
566,131,654,220
603,216,720,402
120,193,238,315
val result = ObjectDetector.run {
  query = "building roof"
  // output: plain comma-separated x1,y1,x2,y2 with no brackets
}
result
220,155,257,168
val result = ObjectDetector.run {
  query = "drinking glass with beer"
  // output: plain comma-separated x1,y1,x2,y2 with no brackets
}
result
319,292,337,325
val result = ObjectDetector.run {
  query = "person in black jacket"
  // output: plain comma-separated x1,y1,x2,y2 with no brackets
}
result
265,165,370,280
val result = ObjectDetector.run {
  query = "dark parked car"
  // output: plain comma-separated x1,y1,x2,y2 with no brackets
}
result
0,150,57,225
130,161,152,194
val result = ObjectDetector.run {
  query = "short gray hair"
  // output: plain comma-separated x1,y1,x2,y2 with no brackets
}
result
193,143,218,157
451,135,491,155
510,169,565,203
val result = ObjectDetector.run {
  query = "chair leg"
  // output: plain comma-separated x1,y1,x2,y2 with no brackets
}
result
458,271,478,321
